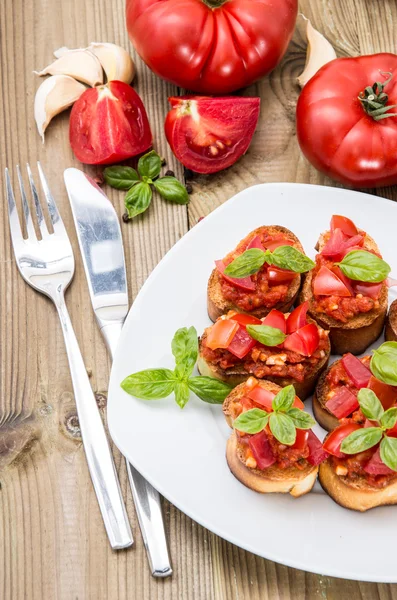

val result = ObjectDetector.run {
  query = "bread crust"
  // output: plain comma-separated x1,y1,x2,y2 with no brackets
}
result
319,460,397,511
208,226,304,322
385,299,397,342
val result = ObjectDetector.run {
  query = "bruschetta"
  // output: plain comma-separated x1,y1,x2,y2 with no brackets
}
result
223,378,328,497
198,304,330,400
300,215,388,355
385,298,397,342
208,225,310,322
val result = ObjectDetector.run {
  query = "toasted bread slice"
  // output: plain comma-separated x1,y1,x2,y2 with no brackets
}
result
208,226,304,322
319,460,397,511
226,432,318,497
312,364,342,431
385,299,397,342
300,230,387,355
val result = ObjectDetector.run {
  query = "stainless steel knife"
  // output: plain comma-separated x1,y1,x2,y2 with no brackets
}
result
64,168,172,577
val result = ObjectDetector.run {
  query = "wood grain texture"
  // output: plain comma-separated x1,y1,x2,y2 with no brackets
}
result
1,0,397,598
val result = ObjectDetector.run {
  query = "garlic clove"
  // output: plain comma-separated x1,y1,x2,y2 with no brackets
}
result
34,75,86,142
34,49,103,87
88,42,135,84
297,16,337,88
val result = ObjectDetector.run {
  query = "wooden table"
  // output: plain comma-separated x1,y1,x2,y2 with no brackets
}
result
2,0,397,598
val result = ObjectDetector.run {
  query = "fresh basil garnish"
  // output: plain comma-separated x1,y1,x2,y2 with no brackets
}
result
224,248,267,278
138,150,162,180
125,181,152,219
246,324,287,347
172,326,198,379
380,436,397,471
286,407,316,429
337,250,390,283
357,388,384,421
269,412,296,445
233,408,270,434
380,407,397,430
271,246,315,273
272,384,295,412
222,245,313,279
174,381,190,409
371,342,397,386
121,368,177,399
103,166,140,190
153,177,189,204
340,427,383,454
187,376,232,404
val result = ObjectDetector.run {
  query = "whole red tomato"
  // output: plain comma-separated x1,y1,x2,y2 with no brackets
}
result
296,54,397,188
126,0,298,94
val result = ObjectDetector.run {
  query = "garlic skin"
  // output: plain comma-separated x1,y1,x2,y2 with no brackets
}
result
297,16,337,88
35,50,103,87
88,42,135,84
34,75,86,142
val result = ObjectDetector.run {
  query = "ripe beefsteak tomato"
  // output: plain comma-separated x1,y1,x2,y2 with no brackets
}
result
69,81,152,165
126,0,298,94
296,54,397,188
165,96,260,173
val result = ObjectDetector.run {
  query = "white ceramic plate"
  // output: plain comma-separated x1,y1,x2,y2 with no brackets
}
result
108,183,397,582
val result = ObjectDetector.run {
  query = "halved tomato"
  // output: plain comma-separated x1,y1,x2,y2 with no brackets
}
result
262,309,286,333
69,81,152,164
205,319,239,350
313,266,351,297
215,260,255,291
341,353,371,389
283,323,319,357
330,215,358,237
164,96,260,174
246,235,266,252
286,302,308,333
248,430,276,469
267,267,297,285
323,423,361,457
325,387,359,419
367,376,397,410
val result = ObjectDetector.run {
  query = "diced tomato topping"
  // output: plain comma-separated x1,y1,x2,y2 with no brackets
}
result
291,429,309,450
248,430,276,469
367,376,397,410
240,397,255,412
262,309,286,333
330,215,359,237
341,353,371,389
364,447,395,475
331,265,355,296
205,319,239,350
292,396,305,410
247,386,275,410
267,267,297,285
354,281,383,298
283,323,319,357
246,235,266,252
313,266,352,297
325,387,359,419
307,431,329,465
264,238,295,251
286,302,308,333
340,244,365,259
321,228,349,259
228,313,262,326
215,260,256,291
227,325,257,358
323,423,361,457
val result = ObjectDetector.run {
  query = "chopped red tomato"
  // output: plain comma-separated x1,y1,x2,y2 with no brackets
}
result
341,353,371,389
323,423,361,457
205,319,239,350
248,430,276,469
291,429,309,450
228,313,262,326
267,266,297,285
364,447,394,475
227,325,256,358
247,386,275,411
331,265,354,296
286,302,308,333
321,228,349,259
313,266,352,297
246,235,266,252
240,397,255,412
307,431,329,465
262,309,286,333
264,239,295,251
340,244,365,259
215,260,255,291
325,387,359,419
330,215,358,237
367,376,397,410
283,323,319,357
354,282,383,298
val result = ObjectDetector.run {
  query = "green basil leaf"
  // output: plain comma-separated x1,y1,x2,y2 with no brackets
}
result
371,342,397,386
246,324,287,347
340,427,382,454
272,385,295,412
338,250,390,283
223,248,267,278
137,150,161,180
120,368,176,399
381,407,397,430
171,326,198,379
187,376,232,404
103,166,140,190
270,246,315,274
153,177,189,205
269,413,296,445
125,182,152,218
286,408,316,430
233,408,269,434
174,381,190,409
357,388,384,421
380,436,397,471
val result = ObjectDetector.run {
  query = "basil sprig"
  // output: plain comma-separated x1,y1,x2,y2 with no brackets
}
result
232,384,315,445
340,388,397,471
121,326,232,408
371,342,397,386
223,245,314,279
104,150,189,220
246,324,287,346
337,250,390,283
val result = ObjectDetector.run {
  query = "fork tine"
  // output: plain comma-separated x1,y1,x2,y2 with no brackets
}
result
5,168,26,244
14,165,37,240
26,164,49,238
36,162,64,233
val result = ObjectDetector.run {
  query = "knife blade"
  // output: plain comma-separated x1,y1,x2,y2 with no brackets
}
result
64,168,172,577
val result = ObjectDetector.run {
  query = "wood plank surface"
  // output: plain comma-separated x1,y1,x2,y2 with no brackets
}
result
1,0,397,598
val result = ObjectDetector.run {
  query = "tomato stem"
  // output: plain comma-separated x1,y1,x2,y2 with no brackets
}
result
359,71,397,121
202,0,228,7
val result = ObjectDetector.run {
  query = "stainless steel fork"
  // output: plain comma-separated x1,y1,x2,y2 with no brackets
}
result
5,163,133,550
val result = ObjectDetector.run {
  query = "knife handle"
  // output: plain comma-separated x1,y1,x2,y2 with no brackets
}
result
100,317,173,577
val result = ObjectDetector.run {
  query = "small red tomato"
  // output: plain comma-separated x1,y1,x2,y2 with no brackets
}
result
323,423,361,457
164,96,260,174
286,302,309,333
69,81,152,165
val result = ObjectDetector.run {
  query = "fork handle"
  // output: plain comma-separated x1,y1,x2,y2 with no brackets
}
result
55,292,133,550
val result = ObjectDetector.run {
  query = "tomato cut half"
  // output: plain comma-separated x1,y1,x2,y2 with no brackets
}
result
267,267,297,285
215,260,256,291
364,447,394,475
313,266,352,297
227,325,257,359
262,309,287,333
165,96,260,174
325,387,359,419
248,430,276,469
330,215,359,237
283,323,319,357
246,235,266,252
69,81,152,165
205,319,239,350
341,353,371,389
323,423,361,457
286,302,308,333
367,376,397,410
307,431,329,465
